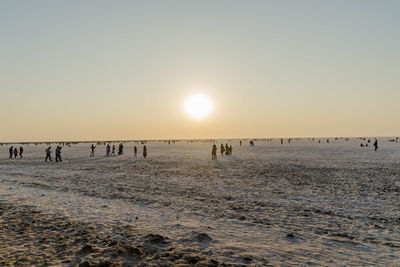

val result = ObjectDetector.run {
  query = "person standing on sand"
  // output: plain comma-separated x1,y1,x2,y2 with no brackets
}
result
45,146,52,162
373,139,378,151
90,144,96,157
118,143,123,155
225,144,229,155
211,144,217,160
220,144,225,155
143,145,147,158
9,146,13,159
14,147,18,158
134,146,137,158
111,145,116,156
19,147,24,158
106,144,111,156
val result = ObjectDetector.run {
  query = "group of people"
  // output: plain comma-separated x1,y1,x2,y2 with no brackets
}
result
103,144,147,158
8,146,23,159
44,146,62,162
211,143,233,160
360,139,378,151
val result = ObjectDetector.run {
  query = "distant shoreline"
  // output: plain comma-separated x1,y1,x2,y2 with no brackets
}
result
0,136,398,145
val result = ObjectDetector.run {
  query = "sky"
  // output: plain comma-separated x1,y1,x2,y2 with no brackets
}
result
1,0,399,142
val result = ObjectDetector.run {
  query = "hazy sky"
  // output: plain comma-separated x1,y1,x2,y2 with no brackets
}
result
1,0,399,141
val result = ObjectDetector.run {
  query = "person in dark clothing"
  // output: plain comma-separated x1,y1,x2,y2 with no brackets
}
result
118,143,123,155
55,146,62,162
143,145,147,158
90,144,96,157
19,147,24,158
14,148,18,158
134,146,137,158
373,139,378,151
106,144,111,156
9,146,13,159
45,147,52,162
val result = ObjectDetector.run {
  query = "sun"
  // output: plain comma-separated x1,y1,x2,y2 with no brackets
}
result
184,94,213,119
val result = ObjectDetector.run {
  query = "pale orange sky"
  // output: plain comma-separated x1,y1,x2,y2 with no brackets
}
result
1,1,399,142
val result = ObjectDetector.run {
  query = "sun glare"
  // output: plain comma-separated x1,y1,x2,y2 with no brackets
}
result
184,94,213,119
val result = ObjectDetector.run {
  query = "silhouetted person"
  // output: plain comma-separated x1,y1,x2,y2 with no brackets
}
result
281,139,283,145
55,146,62,162
90,144,96,157
13,148,18,158
45,147,52,162
134,146,137,157
225,144,229,155
111,145,116,156
220,144,225,155
19,147,24,158
9,146,13,159
229,145,233,155
211,145,217,160
373,139,378,151
240,140,242,146
106,144,111,156
143,145,147,158
360,143,364,147
118,143,123,155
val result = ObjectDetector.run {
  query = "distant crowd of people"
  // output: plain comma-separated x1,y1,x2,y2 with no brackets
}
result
211,143,233,160
360,138,379,151
6,137,395,163
90,143,147,158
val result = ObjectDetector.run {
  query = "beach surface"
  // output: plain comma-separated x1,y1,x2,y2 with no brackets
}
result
0,139,399,266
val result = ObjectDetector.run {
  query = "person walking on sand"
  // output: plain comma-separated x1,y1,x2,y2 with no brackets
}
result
55,146,62,162
111,145,116,156
373,138,378,151
9,146,13,159
225,144,229,155
106,144,111,156
134,146,137,158
143,145,147,158
45,146,52,162
14,147,18,158
220,144,225,155
212,144,217,160
90,144,96,157
19,147,24,158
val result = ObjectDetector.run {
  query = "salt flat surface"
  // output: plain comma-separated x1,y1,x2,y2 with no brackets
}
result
1,139,399,265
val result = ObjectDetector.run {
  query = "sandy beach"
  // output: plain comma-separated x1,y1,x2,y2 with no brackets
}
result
1,139,399,266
